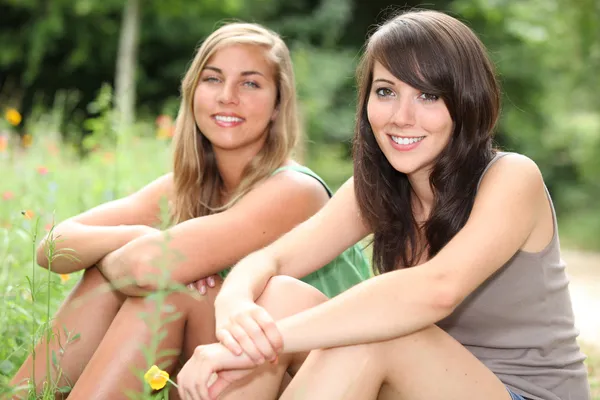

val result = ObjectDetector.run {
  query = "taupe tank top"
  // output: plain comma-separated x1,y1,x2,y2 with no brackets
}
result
437,152,590,400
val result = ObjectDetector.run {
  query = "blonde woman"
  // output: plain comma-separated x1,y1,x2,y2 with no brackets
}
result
11,23,369,399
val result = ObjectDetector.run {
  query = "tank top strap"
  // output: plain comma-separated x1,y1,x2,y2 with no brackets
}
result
271,165,333,197
477,151,560,256
476,151,511,190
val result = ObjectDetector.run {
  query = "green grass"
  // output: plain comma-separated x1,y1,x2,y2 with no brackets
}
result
1,127,598,397
0,129,175,398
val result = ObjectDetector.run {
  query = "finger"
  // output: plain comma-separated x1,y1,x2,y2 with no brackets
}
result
194,279,207,295
252,308,284,354
216,328,243,356
228,323,265,364
187,387,201,400
197,369,214,400
208,374,232,399
207,275,216,287
236,314,277,361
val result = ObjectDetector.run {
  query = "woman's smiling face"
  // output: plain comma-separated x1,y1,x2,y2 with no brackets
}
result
193,44,279,153
367,61,453,177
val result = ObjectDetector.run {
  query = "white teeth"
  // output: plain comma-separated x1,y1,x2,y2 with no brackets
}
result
215,115,243,123
391,136,424,145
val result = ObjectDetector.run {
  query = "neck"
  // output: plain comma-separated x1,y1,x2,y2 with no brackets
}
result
408,169,435,219
213,137,267,193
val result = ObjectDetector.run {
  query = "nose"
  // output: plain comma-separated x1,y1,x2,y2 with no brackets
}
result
390,96,416,127
217,82,239,105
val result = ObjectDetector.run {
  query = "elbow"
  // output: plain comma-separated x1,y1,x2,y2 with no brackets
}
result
428,271,463,319
127,255,159,294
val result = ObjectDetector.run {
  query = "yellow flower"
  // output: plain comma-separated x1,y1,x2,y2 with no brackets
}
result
144,365,170,390
60,274,70,283
21,210,35,220
22,134,33,148
5,108,22,126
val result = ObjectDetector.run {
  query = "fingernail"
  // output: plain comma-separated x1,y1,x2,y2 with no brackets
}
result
269,355,279,364
207,277,215,287
200,285,206,295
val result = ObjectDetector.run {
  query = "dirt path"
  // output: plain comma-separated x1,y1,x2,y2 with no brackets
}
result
563,250,600,348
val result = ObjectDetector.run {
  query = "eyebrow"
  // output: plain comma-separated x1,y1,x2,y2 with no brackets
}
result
203,66,265,77
372,78,395,85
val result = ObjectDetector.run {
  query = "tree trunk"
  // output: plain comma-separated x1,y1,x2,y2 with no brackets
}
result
114,0,140,131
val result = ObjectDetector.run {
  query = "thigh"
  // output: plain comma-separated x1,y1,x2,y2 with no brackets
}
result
377,325,512,400
10,266,125,393
217,276,327,400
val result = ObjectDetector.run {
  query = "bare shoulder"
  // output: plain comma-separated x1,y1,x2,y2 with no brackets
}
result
478,153,544,195
246,167,329,205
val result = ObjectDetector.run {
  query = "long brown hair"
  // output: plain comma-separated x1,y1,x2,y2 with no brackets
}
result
353,10,500,274
171,23,300,223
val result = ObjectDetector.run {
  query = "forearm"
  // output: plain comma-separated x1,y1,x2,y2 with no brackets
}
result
217,250,279,302
37,221,152,273
276,265,455,353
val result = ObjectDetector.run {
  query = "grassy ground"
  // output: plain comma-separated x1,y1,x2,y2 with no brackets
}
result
1,129,598,397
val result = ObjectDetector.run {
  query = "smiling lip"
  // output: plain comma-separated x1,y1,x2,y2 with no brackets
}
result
387,134,425,152
212,113,245,127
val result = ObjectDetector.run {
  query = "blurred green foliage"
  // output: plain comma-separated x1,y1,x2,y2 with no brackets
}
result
0,0,599,249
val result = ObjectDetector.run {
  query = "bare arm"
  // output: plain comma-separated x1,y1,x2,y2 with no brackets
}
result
97,170,330,296
274,154,549,352
216,177,370,303
37,174,171,273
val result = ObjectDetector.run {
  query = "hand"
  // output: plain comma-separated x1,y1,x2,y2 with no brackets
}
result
177,343,256,400
188,274,219,295
214,296,283,365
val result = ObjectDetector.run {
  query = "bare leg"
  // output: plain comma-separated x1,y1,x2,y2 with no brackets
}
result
10,267,126,398
281,324,513,400
68,276,326,399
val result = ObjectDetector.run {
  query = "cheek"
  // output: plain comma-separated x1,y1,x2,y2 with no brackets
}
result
421,109,453,138
247,93,277,121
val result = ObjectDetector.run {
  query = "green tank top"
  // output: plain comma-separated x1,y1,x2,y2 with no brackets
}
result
219,165,371,298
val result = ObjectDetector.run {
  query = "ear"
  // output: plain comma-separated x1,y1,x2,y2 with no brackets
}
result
270,106,279,121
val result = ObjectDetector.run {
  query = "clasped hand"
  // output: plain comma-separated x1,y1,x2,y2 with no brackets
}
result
177,298,283,400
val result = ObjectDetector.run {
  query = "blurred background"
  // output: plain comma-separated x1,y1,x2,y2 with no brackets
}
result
0,0,599,249
0,0,599,396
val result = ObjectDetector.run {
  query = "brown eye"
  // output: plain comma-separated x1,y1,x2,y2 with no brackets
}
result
418,93,439,102
375,88,394,97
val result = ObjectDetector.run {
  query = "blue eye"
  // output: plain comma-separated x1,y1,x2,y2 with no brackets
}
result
243,81,260,89
375,87,394,97
202,76,220,83
418,92,439,102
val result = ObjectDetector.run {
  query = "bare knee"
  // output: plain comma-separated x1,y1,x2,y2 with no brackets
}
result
256,276,327,320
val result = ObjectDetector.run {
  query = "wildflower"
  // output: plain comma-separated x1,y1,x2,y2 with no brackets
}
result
2,191,14,200
156,127,171,140
155,114,173,128
5,108,22,126
37,166,49,175
102,152,114,164
22,134,33,148
144,365,178,390
21,210,35,220
47,143,59,155
60,274,70,283
0,135,7,152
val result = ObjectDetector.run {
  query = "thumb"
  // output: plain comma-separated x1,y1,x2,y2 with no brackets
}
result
208,375,231,399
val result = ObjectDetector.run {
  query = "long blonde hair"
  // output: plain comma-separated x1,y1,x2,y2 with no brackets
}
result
171,23,300,223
